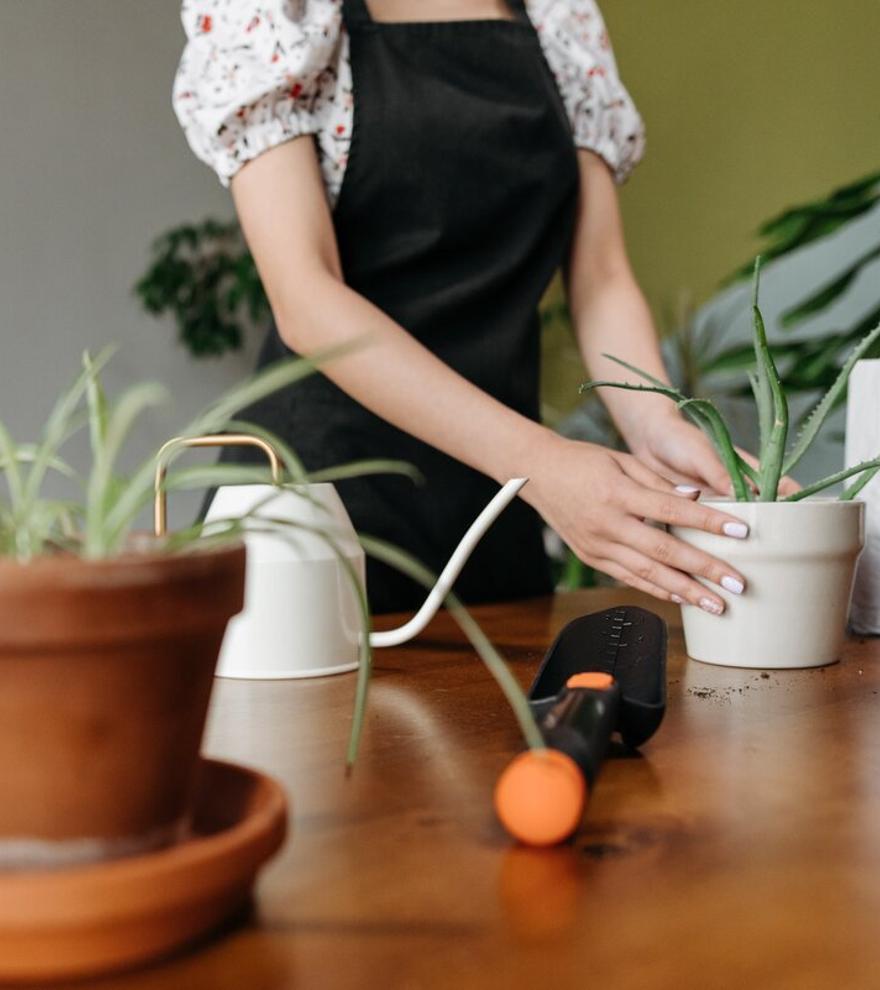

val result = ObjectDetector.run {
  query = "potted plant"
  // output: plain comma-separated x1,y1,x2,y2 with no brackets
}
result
0,347,543,869
582,259,880,669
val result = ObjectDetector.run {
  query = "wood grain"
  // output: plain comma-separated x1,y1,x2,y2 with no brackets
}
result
86,589,880,990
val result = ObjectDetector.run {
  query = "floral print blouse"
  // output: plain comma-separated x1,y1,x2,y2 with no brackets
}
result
174,0,645,203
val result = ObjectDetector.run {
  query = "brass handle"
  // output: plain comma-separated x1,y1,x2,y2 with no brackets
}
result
153,433,283,537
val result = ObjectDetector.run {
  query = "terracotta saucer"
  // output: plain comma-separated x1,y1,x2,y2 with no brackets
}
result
0,757,288,984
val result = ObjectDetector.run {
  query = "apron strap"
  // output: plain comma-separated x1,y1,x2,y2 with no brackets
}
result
505,0,530,22
342,0,374,29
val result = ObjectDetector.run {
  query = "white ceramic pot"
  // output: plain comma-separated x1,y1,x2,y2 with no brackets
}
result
670,498,865,669
205,483,366,679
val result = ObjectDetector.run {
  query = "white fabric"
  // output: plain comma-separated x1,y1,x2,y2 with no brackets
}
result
846,360,880,634
173,0,645,199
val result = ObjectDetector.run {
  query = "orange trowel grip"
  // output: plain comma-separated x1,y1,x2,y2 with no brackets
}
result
495,674,619,847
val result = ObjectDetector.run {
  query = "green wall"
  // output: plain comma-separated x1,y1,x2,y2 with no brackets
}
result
543,0,879,418
604,0,880,306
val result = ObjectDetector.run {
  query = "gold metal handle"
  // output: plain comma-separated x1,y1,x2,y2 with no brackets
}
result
153,433,283,537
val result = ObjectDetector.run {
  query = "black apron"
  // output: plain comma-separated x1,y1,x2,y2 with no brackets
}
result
221,0,579,614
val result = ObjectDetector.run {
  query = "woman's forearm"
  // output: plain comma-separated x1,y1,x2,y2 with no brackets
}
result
566,150,678,448
274,268,554,484
231,137,553,487
571,267,677,445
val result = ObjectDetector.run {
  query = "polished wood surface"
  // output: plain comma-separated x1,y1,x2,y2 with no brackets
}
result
89,589,880,990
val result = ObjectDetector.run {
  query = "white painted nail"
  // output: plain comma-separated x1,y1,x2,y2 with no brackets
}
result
675,485,700,495
723,521,749,539
670,594,684,604
699,597,724,615
721,575,744,595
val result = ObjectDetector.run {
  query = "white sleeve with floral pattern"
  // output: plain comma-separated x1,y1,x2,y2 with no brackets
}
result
532,0,645,182
173,0,644,197
173,0,351,191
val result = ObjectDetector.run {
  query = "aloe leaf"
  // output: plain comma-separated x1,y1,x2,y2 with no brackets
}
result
735,453,760,489
783,457,880,501
581,380,750,500
750,261,773,471
598,353,672,390
782,321,880,476
747,370,772,462
751,260,789,500
358,533,545,756
702,342,800,377
678,399,751,501
781,244,880,329
841,464,880,501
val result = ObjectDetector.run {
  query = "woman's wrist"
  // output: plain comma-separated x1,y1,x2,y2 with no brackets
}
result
613,397,681,456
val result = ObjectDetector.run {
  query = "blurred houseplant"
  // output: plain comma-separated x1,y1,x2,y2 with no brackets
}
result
0,348,542,870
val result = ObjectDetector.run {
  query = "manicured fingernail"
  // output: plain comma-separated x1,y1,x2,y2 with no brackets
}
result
671,594,684,604
699,597,724,615
721,575,744,595
675,485,700,495
723,521,749,539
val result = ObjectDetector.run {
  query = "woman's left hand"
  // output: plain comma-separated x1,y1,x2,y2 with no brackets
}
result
629,411,800,497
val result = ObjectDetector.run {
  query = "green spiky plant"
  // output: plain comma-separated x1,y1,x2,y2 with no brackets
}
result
580,257,880,502
0,347,544,767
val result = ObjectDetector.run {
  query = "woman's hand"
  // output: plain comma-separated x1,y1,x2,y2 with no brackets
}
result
628,409,800,497
525,434,752,614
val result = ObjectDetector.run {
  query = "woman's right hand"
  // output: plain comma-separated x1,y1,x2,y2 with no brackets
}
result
525,435,750,614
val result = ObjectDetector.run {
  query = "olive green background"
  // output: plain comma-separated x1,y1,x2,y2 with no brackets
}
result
543,0,880,415
606,0,879,306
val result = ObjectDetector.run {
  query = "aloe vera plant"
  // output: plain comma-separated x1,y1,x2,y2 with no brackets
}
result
581,257,880,502
0,348,544,765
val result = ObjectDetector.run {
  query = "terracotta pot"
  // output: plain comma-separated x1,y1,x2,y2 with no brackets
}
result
0,543,245,869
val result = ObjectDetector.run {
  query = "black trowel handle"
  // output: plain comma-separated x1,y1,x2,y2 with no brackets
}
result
540,673,620,789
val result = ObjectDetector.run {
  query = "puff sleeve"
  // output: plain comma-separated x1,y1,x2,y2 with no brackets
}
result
173,1,344,187
532,0,645,183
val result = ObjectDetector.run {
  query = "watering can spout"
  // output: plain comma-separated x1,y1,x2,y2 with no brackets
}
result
369,478,529,648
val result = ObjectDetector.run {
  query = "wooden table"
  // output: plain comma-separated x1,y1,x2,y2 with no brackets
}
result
93,589,880,990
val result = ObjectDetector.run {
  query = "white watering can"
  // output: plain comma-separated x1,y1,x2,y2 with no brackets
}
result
154,434,527,679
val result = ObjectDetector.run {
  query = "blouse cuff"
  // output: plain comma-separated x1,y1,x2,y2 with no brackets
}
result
569,82,646,185
537,0,646,184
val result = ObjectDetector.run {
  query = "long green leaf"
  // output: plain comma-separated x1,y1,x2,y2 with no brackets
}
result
841,464,880,501
581,379,750,500
306,459,423,486
784,457,880,501
751,259,789,500
783,321,880,476
103,346,361,545
1,445,76,480
85,382,169,556
0,420,23,511
358,533,545,757
23,344,117,505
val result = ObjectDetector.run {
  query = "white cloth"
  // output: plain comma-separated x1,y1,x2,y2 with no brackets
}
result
173,0,646,200
846,360,880,634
